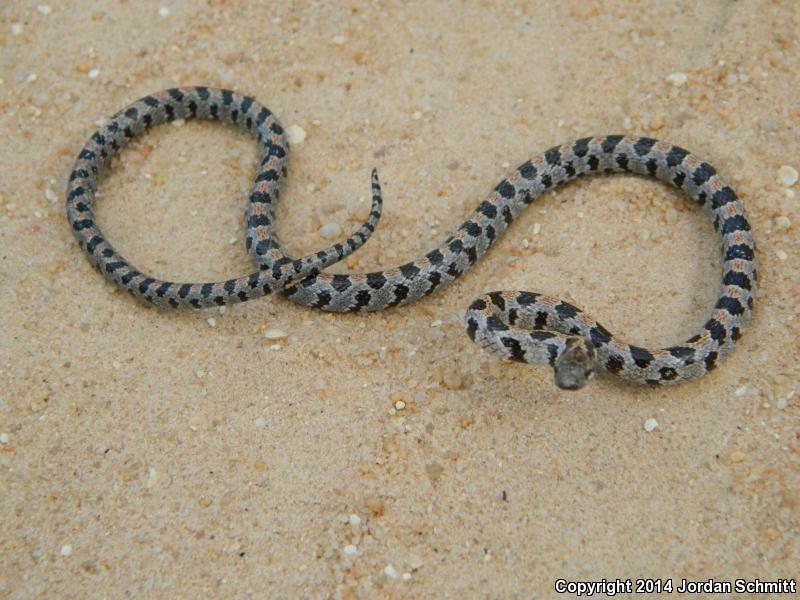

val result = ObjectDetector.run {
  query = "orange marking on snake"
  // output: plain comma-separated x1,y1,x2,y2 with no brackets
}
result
708,176,723,192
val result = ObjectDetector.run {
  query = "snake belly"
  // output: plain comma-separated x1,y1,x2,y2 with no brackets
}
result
282,135,756,386
66,87,383,309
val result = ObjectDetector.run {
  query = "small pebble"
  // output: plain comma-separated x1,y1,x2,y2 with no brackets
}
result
319,222,342,239
60,545,73,557
776,397,788,410
0,433,8,444
394,400,406,411
44,187,57,203
264,328,287,340
532,223,541,235
430,319,443,328
332,35,346,45
206,317,216,327
730,450,745,463
775,216,791,230
412,111,422,120
269,344,281,351
384,565,399,579
777,165,798,187
622,117,633,130
37,5,52,15
649,115,665,130
286,124,306,144
402,573,412,581
348,514,361,526
254,417,266,429
409,555,424,570
88,69,99,79
26,73,37,83
158,6,170,17
643,418,659,432
11,23,23,35
775,249,787,261
343,544,358,556
666,71,687,87
785,188,796,199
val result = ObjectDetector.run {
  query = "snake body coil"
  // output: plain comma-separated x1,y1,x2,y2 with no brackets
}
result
67,87,756,388
67,87,383,309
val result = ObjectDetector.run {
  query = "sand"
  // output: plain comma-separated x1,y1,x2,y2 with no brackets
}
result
1,1,798,597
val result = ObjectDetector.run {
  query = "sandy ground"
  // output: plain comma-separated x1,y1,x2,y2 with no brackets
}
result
1,1,799,597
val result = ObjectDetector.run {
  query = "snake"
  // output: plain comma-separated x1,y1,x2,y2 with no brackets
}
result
67,87,756,389
66,87,384,309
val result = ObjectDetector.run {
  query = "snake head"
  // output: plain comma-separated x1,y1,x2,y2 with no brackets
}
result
553,338,596,390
